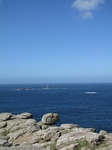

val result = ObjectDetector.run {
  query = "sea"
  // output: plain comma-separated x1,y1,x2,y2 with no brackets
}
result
0,83,112,133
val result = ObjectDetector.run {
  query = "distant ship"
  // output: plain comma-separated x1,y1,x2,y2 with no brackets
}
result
16,88,32,91
42,85,51,90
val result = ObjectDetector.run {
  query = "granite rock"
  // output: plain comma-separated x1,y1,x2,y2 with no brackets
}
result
42,113,60,125
0,113,12,121
0,112,112,150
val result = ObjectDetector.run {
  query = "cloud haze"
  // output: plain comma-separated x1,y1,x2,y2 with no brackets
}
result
81,11,93,20
72,0,105,20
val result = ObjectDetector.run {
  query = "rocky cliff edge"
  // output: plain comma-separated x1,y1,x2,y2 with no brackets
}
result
0,112,112,150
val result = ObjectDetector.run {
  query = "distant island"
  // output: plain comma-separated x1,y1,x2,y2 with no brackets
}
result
0,112,112,150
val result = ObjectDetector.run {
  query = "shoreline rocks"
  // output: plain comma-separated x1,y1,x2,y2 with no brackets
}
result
0,112,112,150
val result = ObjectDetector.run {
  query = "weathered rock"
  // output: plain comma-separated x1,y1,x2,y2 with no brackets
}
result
37,121,51,130
16,112,33,119
31,130,43,144
25,119,36,126
42,127,61,142
0,136,9,140
85,128,97,133
0,113,12,121
99,130,108,135
0,129,6,135
33,141,55,148
56,131,85,148
57,130,104,149
0,112,112,150
61,124,79,129
6,119,25,132
0,139,8,146
42,113,60,125
0,122,7,128
0,146,49,150
71,127,96,133
86,132,104,145
12,133,32,146
60,143,79,150
10,125,23,133
42,125,51,130
27,125,39,133
81,148,91,150
8,129,26,144
22,119,40,133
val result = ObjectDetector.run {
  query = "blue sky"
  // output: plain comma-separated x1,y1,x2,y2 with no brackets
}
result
0,0,112,83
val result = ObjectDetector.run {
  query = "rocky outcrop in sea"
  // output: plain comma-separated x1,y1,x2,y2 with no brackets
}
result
0,112,112,150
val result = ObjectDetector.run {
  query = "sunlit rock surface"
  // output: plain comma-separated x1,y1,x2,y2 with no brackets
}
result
0,112,112,150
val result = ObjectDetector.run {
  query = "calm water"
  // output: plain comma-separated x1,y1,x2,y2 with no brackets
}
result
0,83,112,132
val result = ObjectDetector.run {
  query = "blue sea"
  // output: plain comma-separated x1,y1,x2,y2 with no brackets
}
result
0,83,112,132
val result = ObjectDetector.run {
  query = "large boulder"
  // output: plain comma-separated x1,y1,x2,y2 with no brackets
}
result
41,113,60,125
0,113,12,121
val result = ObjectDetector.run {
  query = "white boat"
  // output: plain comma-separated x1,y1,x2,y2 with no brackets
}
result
42,85,51,90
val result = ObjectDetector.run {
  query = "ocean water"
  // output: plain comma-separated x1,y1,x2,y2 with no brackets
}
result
0,83,112,132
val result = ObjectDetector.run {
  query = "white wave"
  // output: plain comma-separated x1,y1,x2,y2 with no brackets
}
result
85,92,98,94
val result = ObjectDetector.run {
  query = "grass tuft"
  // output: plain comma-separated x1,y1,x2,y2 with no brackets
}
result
50,142,57,150
75,140,89,150
2,129,10,136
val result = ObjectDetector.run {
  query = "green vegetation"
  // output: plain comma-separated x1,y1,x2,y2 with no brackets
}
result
75,140,89,150
50,142,57,150
2,129,10,136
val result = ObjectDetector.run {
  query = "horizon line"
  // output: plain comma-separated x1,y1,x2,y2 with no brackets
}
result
0,82,112,85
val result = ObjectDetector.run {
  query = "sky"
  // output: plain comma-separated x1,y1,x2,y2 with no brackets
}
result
0,0,112,83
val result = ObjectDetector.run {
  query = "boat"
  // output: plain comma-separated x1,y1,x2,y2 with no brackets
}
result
42,85,51,90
